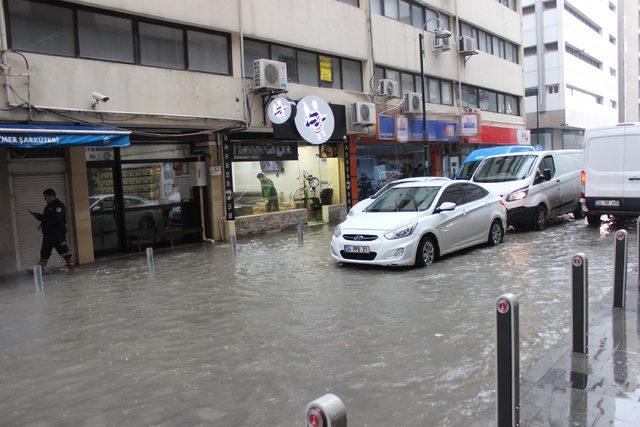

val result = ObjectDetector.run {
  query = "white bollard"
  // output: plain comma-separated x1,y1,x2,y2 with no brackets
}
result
33,265,44,292
305,394,347,427
146,247,155,272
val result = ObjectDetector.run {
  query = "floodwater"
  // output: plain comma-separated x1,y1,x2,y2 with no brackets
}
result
0,216,637,426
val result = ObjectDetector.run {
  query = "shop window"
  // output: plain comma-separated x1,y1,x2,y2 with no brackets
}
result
7,0,75,56
297,51,319,87
401,73,415,96
342,59,363,91
244,39,269,78
428,78,441,104
78,11,134,63
271,45,298,83
187,30,229,74
139,22,185,69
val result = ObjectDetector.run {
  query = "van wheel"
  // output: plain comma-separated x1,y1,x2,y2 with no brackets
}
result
488,220,504,246
415,235,437,268
586,214,601,226
573,206,585,219
532,205,547,231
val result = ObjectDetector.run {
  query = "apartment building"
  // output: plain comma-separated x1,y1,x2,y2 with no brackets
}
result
0,0,524,275
523,0,620,149
616,0,639,122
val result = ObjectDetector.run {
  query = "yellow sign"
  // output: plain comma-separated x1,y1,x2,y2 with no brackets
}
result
319,56,333,83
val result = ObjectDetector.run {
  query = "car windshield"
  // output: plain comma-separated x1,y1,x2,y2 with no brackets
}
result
473,155,537,183
456,161,481,180
366,186,441,212
371,181,409,199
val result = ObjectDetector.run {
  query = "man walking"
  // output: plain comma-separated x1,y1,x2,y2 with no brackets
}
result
256,173,279,212
32,189,74,270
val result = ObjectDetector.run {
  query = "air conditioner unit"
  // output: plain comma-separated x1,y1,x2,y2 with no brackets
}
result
253,59,288,90
433,36,452,51
403,92,423,114
459,36,478,55
351,102,376,126
377,79,400,98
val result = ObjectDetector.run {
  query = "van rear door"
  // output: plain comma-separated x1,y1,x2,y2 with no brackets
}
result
585,131,624,198
623,127,640,201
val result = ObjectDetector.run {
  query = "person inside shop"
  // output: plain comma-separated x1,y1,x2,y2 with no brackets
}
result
29,189,74,270
413,163,426,177
358,172,373,199
257,173,279,212
401,163,413,179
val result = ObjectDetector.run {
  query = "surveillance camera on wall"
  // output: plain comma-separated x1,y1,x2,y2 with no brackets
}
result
92,92,109,102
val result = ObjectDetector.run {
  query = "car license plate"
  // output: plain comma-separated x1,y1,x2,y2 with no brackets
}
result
344,245,370,254
595,200,620,207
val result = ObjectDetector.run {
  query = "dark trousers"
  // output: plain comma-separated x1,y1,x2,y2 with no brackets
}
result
40,234,72,261
266,196,280,212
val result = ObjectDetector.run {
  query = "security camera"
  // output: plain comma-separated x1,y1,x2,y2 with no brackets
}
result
92,92,109,102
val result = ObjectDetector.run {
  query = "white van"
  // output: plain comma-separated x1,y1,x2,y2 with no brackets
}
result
471,150,582,230
581,123,640,225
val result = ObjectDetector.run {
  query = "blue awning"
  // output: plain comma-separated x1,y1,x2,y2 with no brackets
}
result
0,124,130,148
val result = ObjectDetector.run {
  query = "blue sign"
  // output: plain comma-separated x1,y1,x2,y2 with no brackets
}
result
409,119,458,142
0,124,130,148
378,115,395,140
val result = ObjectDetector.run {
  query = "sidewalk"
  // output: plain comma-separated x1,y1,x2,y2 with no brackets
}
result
520,278,640,425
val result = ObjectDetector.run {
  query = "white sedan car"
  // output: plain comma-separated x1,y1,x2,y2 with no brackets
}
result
331,180,507,267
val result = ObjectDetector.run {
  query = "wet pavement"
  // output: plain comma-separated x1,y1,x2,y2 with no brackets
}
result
0,216,638,426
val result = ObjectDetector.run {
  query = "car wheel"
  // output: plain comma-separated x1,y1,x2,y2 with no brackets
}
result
532,204,547,231
488,220,504,246
415,235,437,268
586,214,601,227
573,205,585,219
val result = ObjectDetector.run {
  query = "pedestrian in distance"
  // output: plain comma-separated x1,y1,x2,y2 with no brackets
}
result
29,189,74,270
256,173,279,212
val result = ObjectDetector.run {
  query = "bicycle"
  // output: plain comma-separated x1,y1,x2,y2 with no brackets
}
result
292,173,323,210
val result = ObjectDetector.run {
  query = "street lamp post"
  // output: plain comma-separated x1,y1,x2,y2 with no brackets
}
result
419,17,451,175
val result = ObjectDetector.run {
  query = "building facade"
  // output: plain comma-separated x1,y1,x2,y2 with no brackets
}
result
0,0,524,276
616,0,639,123
522,0,621,149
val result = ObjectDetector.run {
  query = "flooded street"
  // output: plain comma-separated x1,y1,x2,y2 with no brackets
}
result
0,216,637,426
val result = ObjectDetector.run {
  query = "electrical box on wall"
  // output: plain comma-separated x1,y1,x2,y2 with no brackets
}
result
192,161,208,187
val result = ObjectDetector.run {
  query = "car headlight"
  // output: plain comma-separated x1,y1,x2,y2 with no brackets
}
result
384,222,417,240
505,188,529,202
333,224,341,238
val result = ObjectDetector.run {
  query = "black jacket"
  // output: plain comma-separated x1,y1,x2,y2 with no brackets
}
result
36,199,68,236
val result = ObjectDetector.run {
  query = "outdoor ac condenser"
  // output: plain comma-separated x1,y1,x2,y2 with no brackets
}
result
459,36,478,55
253,59,288,90
403,92,423,114
377,79,400,98
351,102,376,126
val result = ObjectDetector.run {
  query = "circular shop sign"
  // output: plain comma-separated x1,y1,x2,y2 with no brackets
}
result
267,96,292,125
295,95,335,145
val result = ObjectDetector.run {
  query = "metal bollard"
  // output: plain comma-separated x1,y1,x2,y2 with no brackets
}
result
146,247,155,272
305,394,347,427
571,253,588,354
297,224,304,244
496,293,519,427
33,265,44,292
613,230,628,309
230,234,237,256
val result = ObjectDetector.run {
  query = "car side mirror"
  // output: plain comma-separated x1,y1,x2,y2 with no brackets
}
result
543,168,552,182
435,202,456,213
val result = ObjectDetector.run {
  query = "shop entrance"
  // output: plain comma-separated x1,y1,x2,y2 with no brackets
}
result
86,144,207,255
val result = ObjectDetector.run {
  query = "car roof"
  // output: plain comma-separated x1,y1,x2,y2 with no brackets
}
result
393,179,461,188
387,176,451,184
463,146,534,163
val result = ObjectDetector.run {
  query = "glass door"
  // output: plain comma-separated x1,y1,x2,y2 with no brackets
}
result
87,163,125,254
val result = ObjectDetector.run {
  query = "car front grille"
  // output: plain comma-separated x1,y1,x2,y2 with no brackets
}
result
342,234,378,241
340,251,377,261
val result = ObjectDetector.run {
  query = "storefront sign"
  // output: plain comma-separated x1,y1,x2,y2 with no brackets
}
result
517,129,531,145
460,114,479,137
222,136,236,221
343,137,353,209
267,97,293,125
232,141,298,162
85,147,114,161
295,96,335,145
378,114,395,140
409,119,458,141
396,115,409,143
0,124,130,148
319,56,333,83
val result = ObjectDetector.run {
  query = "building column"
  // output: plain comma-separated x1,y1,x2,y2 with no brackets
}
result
0,148,17,275
209,135,225,241
67,148,94,265
430,144,442,177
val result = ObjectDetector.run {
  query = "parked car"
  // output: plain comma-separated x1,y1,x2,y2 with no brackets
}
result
331,180,506,267
89,194,164,230
454,145,536,180
471,150,582,230
581,124,640,225
349,177,451,216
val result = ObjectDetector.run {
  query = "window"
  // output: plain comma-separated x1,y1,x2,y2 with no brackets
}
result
319,55,341,89
411,4,424,28
565,44,602,69
78,11,134,63
611,100,617,109
498,93,506,113
523,5,535,14
524,46,537,56
497,0,516,10
139,22,185,69
428,78,440,104
461,85,479,108
525,87,537,97
609,35,616,45
479,89,498,112
271,45,298,83
505,95,518,115
544,42,558,52
244,39,269,77
342,60,362,91
385,69,400,85
462,184,488,203
297,51,319,86
564,3,601,34
374,66,384,86
383,0,399,19
187,31,229,74
544,0,557,9
399,0,411,24
460,21,518,63
609,1,616,11
438,184,465,207
401,73,415,95
441,81,453,105
338,0,359,5
596,96,603,105
547,84,559,94
610,67,617,77
370,0,382,14
7,0,75,56
372,0,451,31
537,156,556,179
478,31,488,52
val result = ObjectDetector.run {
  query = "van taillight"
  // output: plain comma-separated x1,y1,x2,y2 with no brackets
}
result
580,170,586,198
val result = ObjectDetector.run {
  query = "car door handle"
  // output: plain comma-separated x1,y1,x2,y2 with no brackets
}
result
629,177,640,181
555,179,560,183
